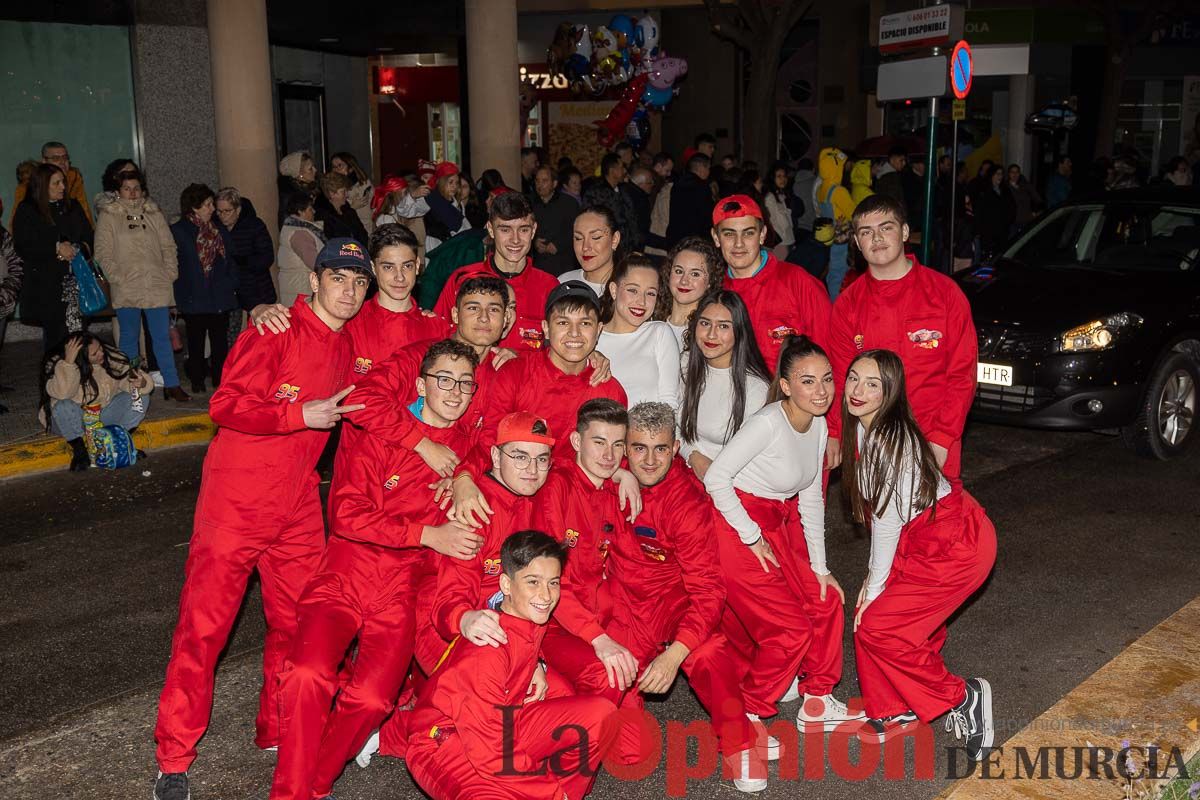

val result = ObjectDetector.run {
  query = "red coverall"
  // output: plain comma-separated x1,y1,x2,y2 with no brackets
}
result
829,256,977,480
480,350,627,463
406,615,619,800
854,490,997,721
722,251,833,378
434,257,559,352
345,294,450,378
270,419,469,800
605,459,754,755
155,299,350,773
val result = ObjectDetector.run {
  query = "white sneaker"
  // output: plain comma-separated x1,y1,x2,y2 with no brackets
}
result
779,676,800,702
727,747,768,793
355,729,380,768
745,713,780,761
150,370,164,388
263,745,278,752
796,693,867,732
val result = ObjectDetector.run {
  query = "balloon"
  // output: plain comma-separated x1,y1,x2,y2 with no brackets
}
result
636,15,660,55
647,54,688,90
641,84,675,109
595,74,648,147
625,108,651,150
592,26,617,63
608,14,635,50
573,24,592,61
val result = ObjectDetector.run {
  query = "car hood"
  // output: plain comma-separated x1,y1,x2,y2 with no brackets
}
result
956,259,1182,331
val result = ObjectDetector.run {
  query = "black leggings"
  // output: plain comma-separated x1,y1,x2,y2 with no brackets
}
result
183,312,230,387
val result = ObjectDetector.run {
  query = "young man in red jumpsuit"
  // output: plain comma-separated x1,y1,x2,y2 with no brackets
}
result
616,402,775,792
434,191,559,352
829,194,977,483
268,339,485,800
153,239,372,800
406,530,619,800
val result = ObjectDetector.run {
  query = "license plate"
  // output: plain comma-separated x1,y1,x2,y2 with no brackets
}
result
977,362,1013,387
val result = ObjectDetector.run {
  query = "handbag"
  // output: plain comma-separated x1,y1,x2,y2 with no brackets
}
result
70,250,109,316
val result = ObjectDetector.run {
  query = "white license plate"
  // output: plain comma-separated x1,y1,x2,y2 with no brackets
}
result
977,362,1013,387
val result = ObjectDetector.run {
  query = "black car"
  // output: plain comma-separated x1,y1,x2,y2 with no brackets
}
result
956,188,1200,459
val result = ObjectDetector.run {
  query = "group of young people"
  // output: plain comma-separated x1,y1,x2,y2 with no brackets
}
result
150,186,997,800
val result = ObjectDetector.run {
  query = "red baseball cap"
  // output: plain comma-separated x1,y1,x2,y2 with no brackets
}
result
496,411,555,447
427,161,459,189
712,194,763,227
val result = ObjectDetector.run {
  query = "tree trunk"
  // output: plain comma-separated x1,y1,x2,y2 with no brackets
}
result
743,59,777,168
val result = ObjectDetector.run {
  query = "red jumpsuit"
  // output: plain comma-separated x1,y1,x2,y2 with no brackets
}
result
270,418,469,800
722,251,833,378
854,490,997,721
434,257,560,352
605,460,754,755
155,299,351,773
829,256,977,480
345,294,450,378
481,350,627,463
406,614,618,800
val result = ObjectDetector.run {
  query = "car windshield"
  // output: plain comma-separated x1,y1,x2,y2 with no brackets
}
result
1002,203,1200,272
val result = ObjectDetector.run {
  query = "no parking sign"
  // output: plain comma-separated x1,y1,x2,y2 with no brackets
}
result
950,41,972,99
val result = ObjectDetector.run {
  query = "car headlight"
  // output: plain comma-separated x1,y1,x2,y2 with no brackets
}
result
1057,312,1143,352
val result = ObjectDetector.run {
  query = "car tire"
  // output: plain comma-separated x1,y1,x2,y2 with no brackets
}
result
1121,352,1199,460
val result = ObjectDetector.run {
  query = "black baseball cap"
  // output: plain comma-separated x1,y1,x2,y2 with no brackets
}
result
315,238,373,277
544,279,602,317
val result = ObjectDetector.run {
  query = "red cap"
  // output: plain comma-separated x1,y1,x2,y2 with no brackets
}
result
427,161,459,189
496,411,555,447
371,175,408,214
489,186,515,198
712,194,763,227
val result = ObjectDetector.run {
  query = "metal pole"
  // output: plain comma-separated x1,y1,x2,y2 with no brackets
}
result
948,117,959,274
920,95,938,266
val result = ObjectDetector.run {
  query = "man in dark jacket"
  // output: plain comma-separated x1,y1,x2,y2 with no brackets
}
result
583,152,640,251
666,153,715,248
625,167,654,249
529,166,577,277
216,189,276,312
874,146,908,211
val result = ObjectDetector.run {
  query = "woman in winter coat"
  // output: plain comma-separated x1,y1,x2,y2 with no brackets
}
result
330,151,375,236
94,168,185,401
276,191,325,307
12,163,93,352
314,171,369,245
214,186,276,341
171,184,237,395
277,150,318,228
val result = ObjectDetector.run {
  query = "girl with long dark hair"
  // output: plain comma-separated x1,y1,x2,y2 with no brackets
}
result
652,236,723,350
678,290,770,480
40,332,152,471
841,349,996,758
703,335,861,778
596,252,680,408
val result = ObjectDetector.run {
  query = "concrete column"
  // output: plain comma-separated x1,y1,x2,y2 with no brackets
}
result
207,0,278,240
464,0,520,187
1008,74,1035,175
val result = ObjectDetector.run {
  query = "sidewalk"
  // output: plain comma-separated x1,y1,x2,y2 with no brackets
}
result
0,329,214,477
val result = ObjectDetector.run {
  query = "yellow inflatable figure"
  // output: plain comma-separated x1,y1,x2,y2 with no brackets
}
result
849,159,875,206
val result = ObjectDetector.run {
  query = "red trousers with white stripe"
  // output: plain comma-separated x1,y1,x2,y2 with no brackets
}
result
269,538,422,800
406,694,618,799
155,485,325,773
854,490,997,722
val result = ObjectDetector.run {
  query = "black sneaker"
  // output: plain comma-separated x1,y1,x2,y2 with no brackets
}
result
153,771,189,800
945,677,993,761
862,710,920,740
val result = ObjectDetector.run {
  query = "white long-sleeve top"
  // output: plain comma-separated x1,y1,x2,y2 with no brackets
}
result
704,402,829,573
666,321,687,351
859,425,952,602
597,321,681,409
375,194,430,227
557,269,608,296
679,365,770,463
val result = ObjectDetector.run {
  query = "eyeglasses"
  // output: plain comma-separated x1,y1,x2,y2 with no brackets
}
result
421,373,478,394
499,448,552,471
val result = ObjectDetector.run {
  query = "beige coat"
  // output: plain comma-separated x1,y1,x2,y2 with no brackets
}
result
94,197,178,308
277,221,322,307
41,359,153,426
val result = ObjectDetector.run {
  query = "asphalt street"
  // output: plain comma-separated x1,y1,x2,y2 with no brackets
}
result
1,422,1197,799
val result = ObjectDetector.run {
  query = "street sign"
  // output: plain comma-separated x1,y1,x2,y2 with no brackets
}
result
879,5,964,54
951,41,973,99
877,55,947,102
953,99,966,120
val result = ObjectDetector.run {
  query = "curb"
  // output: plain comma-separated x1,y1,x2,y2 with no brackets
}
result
0,412,215,479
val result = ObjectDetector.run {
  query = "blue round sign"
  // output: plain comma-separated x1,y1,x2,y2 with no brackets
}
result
951,41,972,99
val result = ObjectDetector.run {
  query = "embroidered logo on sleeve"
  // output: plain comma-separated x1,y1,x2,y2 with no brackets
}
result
564,528,581,548
354,356,373,374
854,333,865,351
384,474,400,490
482,557,502,575
907,329,943,349
274,383,301,402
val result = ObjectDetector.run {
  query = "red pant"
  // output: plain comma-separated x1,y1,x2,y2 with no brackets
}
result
270,538,422,800
716,492,818,717
783,504,845,696
407,694,617,799
854,490,997,721
155,486,324,773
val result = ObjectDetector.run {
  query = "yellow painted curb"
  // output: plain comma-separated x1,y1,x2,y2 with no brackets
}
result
0,412,215,479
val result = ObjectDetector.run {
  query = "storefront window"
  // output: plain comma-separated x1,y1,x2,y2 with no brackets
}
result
1116,78,1183,175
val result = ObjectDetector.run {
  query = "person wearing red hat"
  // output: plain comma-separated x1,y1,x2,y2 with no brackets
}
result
828,194,977,483
269,338,485,800
405,531,620,800
424,161,469,251
433,191,560,353
372,175,432,228
153,239,373,800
